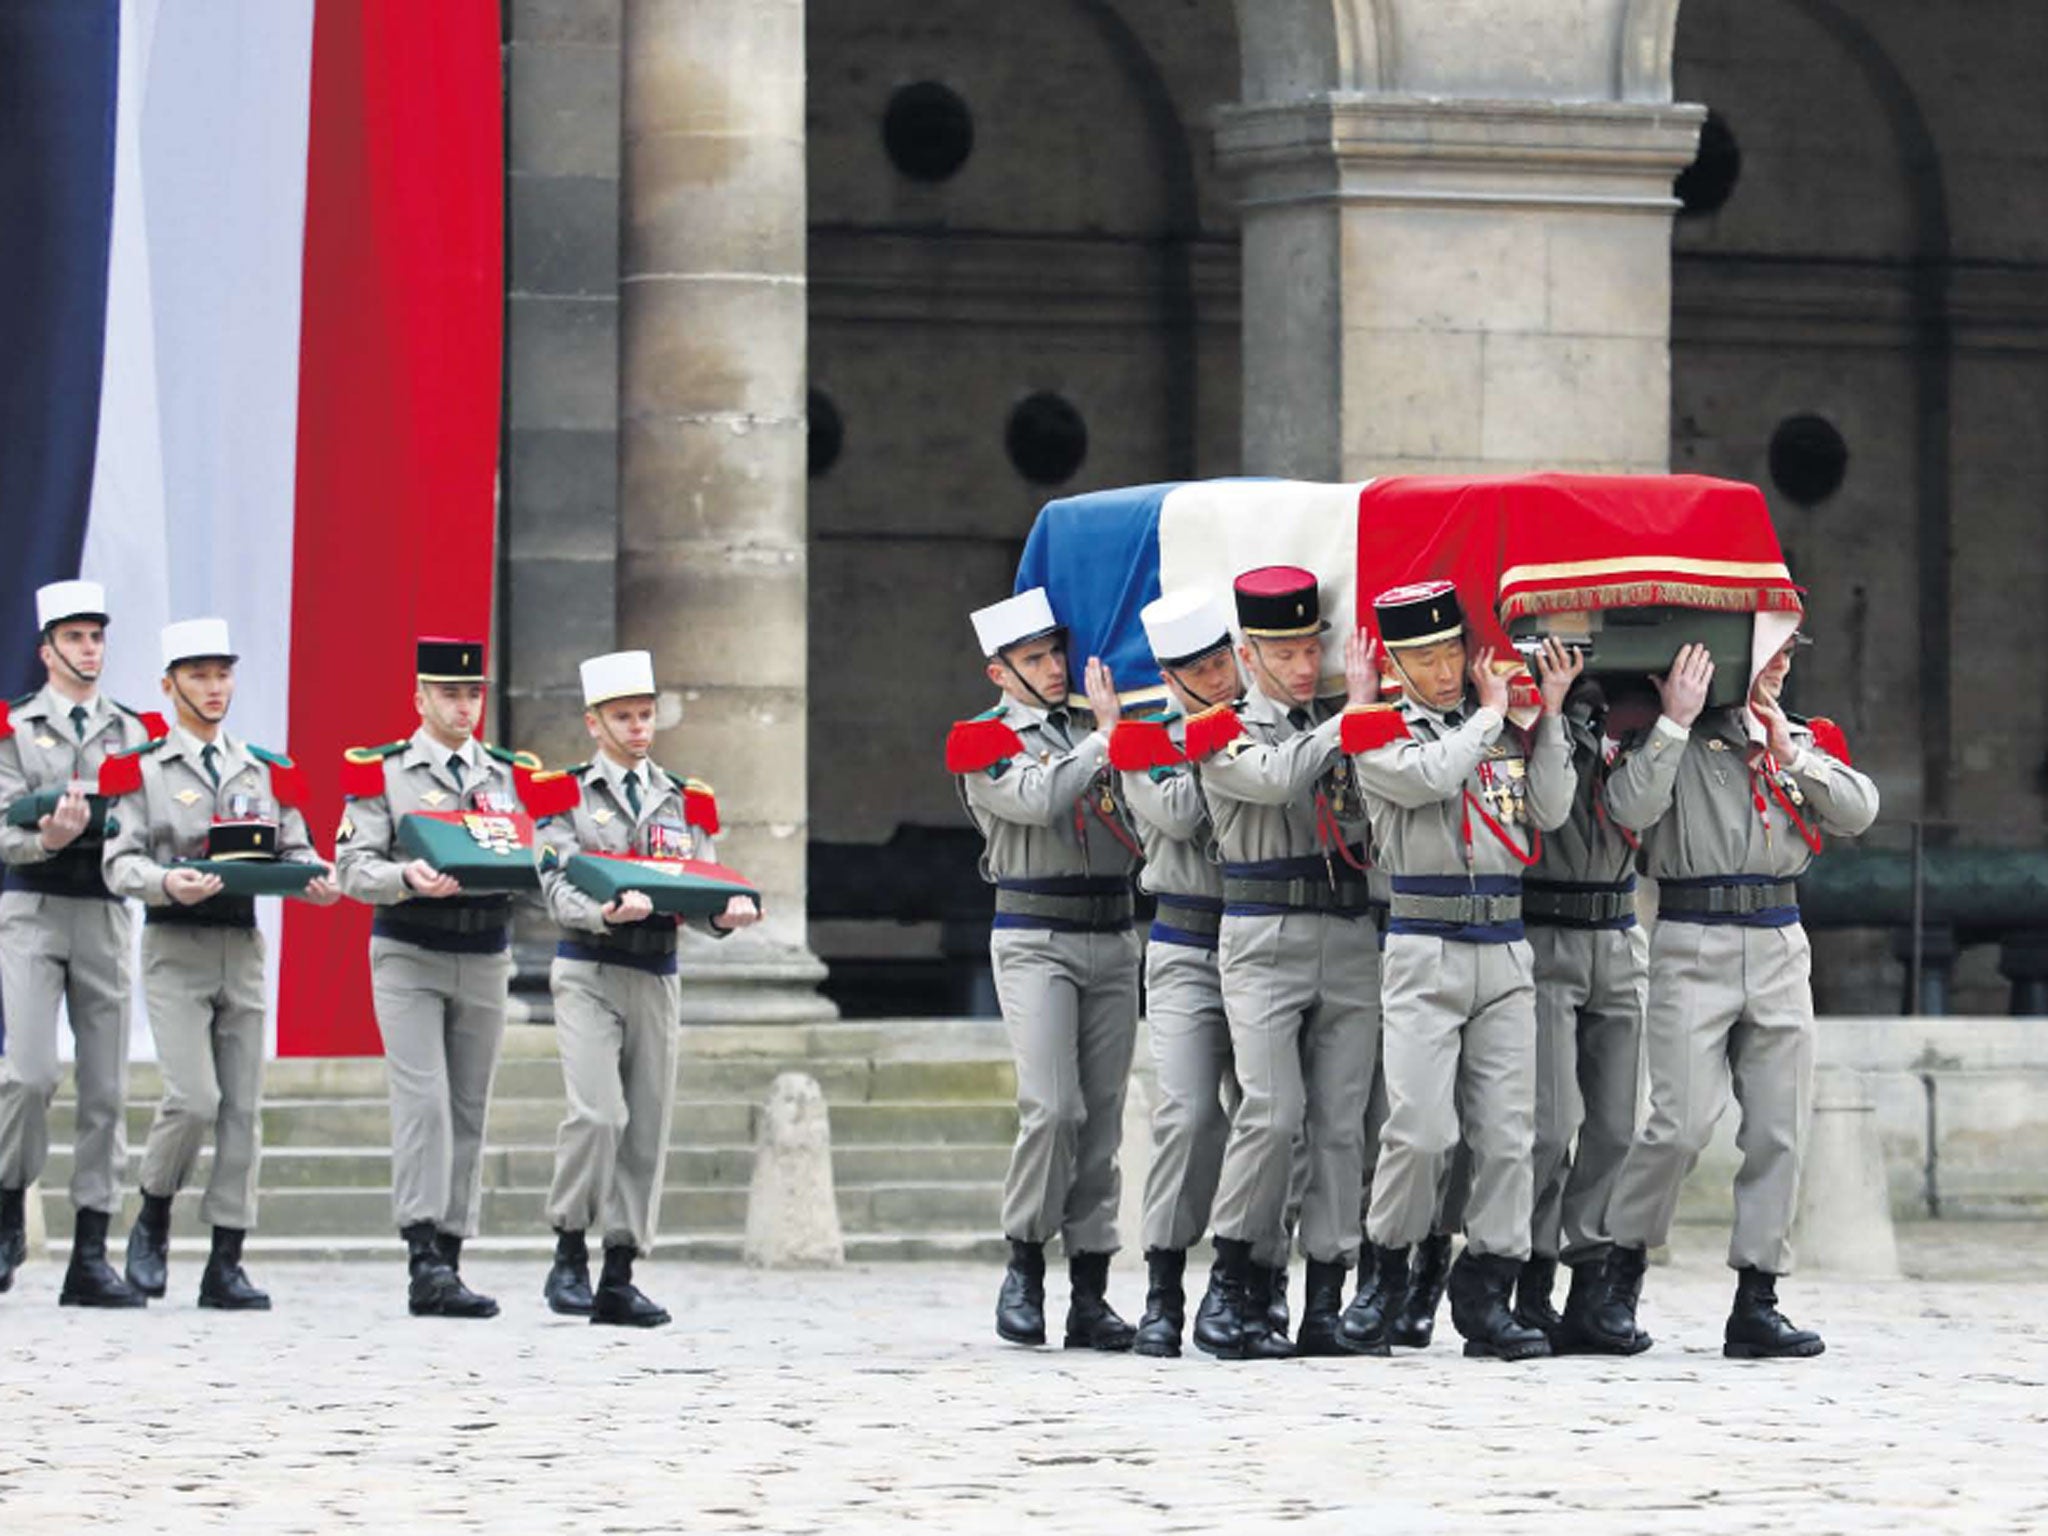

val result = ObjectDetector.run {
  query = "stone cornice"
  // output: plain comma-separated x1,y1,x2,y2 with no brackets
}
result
1215,94,1705,213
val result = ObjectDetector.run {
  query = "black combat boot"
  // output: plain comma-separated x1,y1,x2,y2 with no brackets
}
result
1577,1244,1653,1355
1513,1254,1562,1340
60,1208,146,1308
1723,1268,1825,1360
1240,1262,1294,1359
1293,1259,1349,1357
1065,1251,1136,1351
1556,1255,1650,1354
0,1187,26,1293
404,1222,498,1319
124,1191,172,1298
1388,1231,1453,1348
1132,1248,1187,1358
1265,1264,1291,1340
995,1238,1046,1346
543,1228,594,1316
1191,1237,1257,1361
1447,1249,1551,1361
1336,1244,1406,1356
197,1226,271,1311
590,1243,670,1328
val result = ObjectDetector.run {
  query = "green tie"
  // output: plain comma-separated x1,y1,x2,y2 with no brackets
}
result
448,754,466,789
69,704,88,741
200,743,221,787
623,768,643,818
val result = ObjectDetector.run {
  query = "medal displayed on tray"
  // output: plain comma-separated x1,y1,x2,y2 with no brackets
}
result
396,795,544,891
564,850,760,918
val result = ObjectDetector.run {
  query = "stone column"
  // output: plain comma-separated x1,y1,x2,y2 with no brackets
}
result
1219,0,1704,478
619,0,832,1021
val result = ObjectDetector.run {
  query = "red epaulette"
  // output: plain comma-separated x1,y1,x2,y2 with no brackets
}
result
945,717,1026,774
139,711,170,741
1341,704,1410,754
1807,717,1852,765
1108,719,1183,772
0,700,13,741
515,764,582,820
98,751,144,797
340,753,386,799
1182,705,1243,762
682,779,721,836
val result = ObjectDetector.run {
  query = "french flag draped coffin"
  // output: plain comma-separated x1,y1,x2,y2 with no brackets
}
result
0,0,503,1057
1014,473,1801,707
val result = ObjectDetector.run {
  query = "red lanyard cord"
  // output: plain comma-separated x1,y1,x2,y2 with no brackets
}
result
1461,788,1543,869
1750,758,1824,855
1314,790,1373,874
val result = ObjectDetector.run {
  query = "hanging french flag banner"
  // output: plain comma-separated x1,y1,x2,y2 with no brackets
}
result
0,0,503,1057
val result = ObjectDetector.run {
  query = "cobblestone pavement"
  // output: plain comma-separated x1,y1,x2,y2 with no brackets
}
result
3,1224,2045,1535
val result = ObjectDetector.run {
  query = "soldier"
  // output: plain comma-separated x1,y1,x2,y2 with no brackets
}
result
0,581,165,1306
1343,582,1578,1361
102,618,339,1310
1586,635,1878,1358
534,650,760,1327
1518,674,1651,1352
947,588,1141,1352
335,637,540,1320
1188,566,1379,1360
1112,587,1279,1359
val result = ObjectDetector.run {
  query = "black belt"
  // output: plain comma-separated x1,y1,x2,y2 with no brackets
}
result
1389,890,1523,926
1150,893,1222,948
994,881,1134,932
1523,878,1637,930
559,914,681,959
1657,877,1799,925
146,897,257,931
5,850,116,901
1221,853,1376,917
373,897,513,937
1385,874,1523,944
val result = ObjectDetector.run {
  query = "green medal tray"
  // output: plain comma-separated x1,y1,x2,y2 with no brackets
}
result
396,810,544,892
5,788,119,839
169,860,321,897
565,853,759,919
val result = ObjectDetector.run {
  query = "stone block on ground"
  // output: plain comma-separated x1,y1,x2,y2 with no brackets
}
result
742,1072,844,1268
1795,1065,1902,1277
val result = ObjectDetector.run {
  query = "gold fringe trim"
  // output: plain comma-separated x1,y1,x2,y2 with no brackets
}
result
1500,581,1804,622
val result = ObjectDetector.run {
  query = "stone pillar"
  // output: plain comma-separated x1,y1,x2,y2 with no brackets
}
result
1219,0,1704,478
619,0,831,1021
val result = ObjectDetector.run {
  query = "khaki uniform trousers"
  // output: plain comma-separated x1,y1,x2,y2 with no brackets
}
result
1529,923,1647,1264
992,926,1140,1255
1368,934,1536,1260
1605,920,1815,1274
546,956,681,1253
368,936,511,1238
138,924,267,1230
1212,911,1378,1267
1139,938,1229,1257
0,890,132,1212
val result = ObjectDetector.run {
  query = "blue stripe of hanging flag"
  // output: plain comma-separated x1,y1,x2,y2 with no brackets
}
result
1014,482,1177,704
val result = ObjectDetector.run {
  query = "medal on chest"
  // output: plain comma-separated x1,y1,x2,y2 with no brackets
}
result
1476,749,1529,826
646,818,694,860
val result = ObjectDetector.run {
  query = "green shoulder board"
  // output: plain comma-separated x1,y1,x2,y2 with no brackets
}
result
247,744,295,770
484,743,543,770
344,740,408,764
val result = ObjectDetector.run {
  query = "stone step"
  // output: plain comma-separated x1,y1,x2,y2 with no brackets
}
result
35,1180,1002,1239
86,1053,1018,1107
41,1141,1014,1191
50,1096,1018,1151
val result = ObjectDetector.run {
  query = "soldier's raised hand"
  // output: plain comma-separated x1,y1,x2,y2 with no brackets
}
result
1344,629,1381,709
1751,695,1799,764
1470,646,1510,715
37,788,91,852
1083,657,1121,730
1654,643,1715,728
1534,637,1585,717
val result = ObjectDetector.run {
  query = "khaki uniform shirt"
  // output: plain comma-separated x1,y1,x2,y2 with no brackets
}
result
0,687,158,870
102,726,320,903
1198,691,1370,865
1530,708,1638,887
959,698,1138,883
1606,706,1879,881
536,753,729,938
1117,712,1222,902
1352,696,1573,878
333,730,526,905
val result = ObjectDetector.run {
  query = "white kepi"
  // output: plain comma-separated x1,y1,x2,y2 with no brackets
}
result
1140,587,1233,666
581,649,658,707
970,587,1061,658
35,580,109,631
161,617,237,670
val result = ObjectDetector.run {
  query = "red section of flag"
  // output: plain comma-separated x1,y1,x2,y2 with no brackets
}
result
280,1,503,1057
1108,719,1182,772
1341,705,1410,754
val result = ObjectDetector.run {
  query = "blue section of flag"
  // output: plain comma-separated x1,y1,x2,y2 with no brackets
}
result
0,0,120,699
1014,483,1177,701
